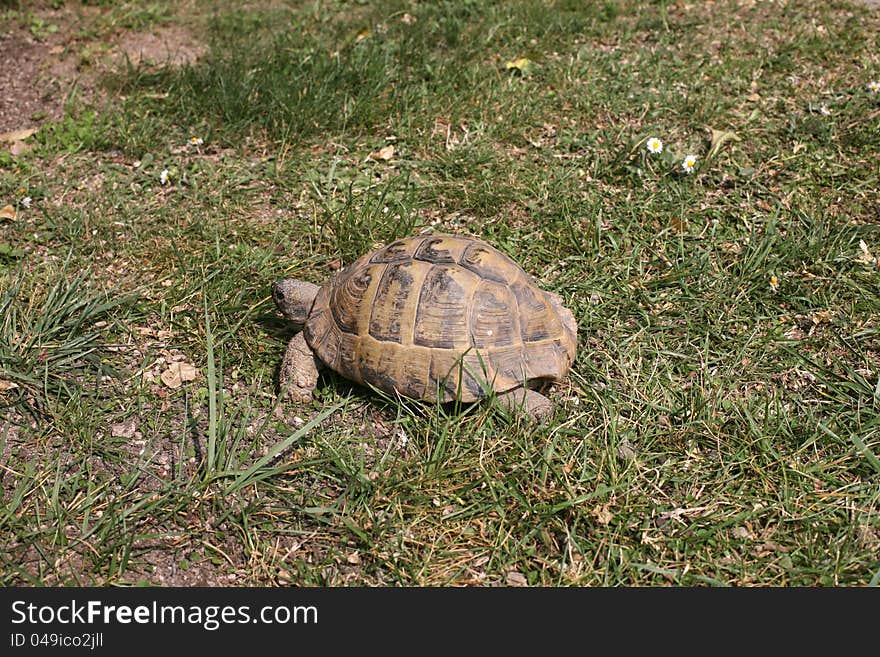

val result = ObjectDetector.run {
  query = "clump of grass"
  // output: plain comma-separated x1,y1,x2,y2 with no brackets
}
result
0,264,121,413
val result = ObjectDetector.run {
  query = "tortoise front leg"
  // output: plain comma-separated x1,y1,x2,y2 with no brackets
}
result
279,332,322,402
496,387,554,421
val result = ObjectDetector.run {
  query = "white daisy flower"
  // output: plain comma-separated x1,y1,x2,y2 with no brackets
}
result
819,104,831,116
20,196,32,208
189,136,204,146
160,169,170,185
682,154,697,173
769,275,779,293
868,80,880,93
646,137,663,154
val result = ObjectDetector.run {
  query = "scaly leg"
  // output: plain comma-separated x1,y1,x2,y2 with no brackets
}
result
279,332,321,402
497,387,554,421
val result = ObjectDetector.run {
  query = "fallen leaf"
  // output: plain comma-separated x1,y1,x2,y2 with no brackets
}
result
160,361,198,389
857,240,878,266
372,145,395,161
755,541,787,557
707,127,740,160
346,552,361,565
593,504,613,525
160,368,182,389
0,205,15,221
505,57,533,74
506,571,528,587
0,128,37,143
0,379,19,393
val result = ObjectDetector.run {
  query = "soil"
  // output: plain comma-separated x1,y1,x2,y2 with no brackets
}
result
0,25,67,133
0,4,204,134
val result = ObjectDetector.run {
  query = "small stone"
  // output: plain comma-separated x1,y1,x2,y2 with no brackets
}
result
616,438,637,460
110,419,138,438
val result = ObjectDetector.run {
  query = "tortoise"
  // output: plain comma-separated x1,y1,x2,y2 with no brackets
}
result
272,233,577,420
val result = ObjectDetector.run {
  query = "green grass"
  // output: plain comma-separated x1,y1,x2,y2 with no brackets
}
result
1,0,879,586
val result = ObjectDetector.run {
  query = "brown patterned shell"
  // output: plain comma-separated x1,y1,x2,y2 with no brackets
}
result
304,234,577,403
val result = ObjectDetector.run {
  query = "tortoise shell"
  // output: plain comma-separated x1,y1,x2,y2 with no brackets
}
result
304,234,576,403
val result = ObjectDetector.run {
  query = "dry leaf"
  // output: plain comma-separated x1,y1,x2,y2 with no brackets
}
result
373,145,395,161
707,127,740,160
810,310,832,324
593,504,613,525
506,571,528,587
346,552,361,565
160,361,198,389
857,240,878,266
505,57,533,74
0,205,15,221
0,128,37,143
669,216,687,233
0,379,20,393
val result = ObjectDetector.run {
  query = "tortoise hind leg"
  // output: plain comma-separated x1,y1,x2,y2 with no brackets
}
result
279,332,322,402
496,387,553,421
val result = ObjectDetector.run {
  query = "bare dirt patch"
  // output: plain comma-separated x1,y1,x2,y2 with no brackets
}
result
0,30,66,133
112,24,205,68
0,7,204,135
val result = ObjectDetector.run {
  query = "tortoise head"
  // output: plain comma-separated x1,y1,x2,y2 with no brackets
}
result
272,280,320,327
